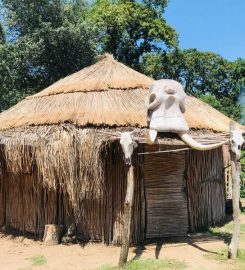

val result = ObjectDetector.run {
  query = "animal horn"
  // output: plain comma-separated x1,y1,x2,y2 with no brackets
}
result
178,133,228,150
145,129,158,145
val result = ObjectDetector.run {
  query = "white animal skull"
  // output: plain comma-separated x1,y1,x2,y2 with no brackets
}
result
146,79,228,150
146,79,189,133
230,122,245,159
120,132,138,165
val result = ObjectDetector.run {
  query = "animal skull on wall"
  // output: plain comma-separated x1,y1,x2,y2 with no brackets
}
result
146,79,227,150
230,121,245,159
120,132,138,165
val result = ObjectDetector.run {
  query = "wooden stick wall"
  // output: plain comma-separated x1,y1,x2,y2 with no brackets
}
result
186,147,225,230
0,143,226,243
0,142,144,244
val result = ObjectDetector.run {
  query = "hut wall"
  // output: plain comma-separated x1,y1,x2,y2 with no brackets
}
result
0,146,5,227
0,143,226,242
0,142,143,244
142,145,188,238
0,171,58,235
186,147,225,230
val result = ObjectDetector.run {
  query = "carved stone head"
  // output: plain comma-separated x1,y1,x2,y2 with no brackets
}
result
146,79,189,133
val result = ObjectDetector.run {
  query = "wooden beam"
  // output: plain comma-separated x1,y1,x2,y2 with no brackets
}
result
138,148,190,155
228,122,243,259
228,152,241,259
118,165,135,267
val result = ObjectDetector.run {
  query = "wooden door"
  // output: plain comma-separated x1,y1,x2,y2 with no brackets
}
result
143,146,188,238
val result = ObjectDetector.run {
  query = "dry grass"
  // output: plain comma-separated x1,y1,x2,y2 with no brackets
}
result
0,53,240,132
29,53,153,97
0,125,112,207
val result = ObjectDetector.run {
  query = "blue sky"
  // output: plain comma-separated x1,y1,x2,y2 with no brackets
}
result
1,0,244,61
165,0,245,61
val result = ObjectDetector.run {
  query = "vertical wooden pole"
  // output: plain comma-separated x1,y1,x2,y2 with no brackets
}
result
228,140,241,258
119,165,135,267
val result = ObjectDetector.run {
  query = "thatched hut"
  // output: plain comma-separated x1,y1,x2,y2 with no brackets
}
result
0,54,238,244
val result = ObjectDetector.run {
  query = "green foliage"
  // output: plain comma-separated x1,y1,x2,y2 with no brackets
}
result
0,43,33,111
204,248,245,269
0,0,244,123
30,255,47,266
199,95,242,122
232,58,245,88
3,0,88,37
0,0,97,112
0,23,6,44
208,220,245,242
95,258,186,270
199,94,222,111
205,220,245,269
87,0,178,68
20,21,97,86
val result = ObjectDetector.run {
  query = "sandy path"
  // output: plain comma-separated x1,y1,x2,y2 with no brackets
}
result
0,215,244,270
0,233,231,270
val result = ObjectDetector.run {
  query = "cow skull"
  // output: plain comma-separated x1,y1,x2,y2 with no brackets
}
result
146,79,228,150
120,132,138,165
230,121,245,159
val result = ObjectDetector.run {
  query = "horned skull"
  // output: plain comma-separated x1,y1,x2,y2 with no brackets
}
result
146,79,189,133
120,132,138,165
230,122,245,159
146,79,228,150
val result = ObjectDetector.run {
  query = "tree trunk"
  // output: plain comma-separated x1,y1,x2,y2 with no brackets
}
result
119,165,135,267
228,153,241,259
43,224,63,246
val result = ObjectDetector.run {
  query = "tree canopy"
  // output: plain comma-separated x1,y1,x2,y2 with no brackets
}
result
0,0,244,123
0,0,97,111
87,0,178,68
0,23,5,44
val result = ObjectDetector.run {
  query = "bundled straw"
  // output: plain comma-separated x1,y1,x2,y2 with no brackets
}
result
0,125,111,209
0,53,240,132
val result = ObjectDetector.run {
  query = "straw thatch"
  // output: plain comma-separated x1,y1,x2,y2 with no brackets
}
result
0,53,241,132
0,125,113,207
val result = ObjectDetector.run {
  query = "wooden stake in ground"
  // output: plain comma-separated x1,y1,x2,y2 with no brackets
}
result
119,132,138,267
228,122,244,259
119,165,135,267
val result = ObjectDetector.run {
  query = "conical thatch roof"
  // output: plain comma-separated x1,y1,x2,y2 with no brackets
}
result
0,53,241,132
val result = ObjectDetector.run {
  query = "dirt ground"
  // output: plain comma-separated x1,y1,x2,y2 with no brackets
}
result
0,215,244,270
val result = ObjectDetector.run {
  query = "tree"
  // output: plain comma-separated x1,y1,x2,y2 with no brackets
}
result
87,0,178,68
141,49,243,121
0,23,5,44
18,22,97,88
0,0,97,112
2,0,88,37
0,43,32,111
232,58,245,87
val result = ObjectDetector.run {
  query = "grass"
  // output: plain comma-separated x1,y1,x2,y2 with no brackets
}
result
207,219,245,243
204,248,245,270
202,212,245,269
95,258,186,270
30,255,47,266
